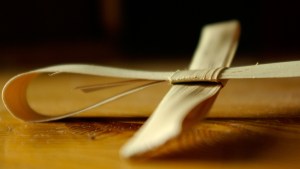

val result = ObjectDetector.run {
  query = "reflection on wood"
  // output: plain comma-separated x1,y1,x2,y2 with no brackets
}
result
1,116,300,168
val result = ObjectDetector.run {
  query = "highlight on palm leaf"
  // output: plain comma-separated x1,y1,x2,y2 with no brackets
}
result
2,20,300,158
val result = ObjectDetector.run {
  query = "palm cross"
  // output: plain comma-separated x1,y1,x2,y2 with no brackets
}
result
3,20,300,158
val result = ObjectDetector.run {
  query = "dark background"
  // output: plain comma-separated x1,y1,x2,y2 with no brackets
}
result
0,0,299,68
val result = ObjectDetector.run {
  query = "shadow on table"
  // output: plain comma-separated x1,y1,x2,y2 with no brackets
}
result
146,118,300,161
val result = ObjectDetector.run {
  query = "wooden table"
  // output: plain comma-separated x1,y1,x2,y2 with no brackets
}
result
1,69,300,169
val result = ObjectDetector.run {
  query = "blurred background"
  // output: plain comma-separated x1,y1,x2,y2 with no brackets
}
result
0,0,299,69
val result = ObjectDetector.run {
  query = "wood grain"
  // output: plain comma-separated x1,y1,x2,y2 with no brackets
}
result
1,71,300,168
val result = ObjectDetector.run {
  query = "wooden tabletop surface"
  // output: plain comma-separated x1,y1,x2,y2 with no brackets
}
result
1,69,300,169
